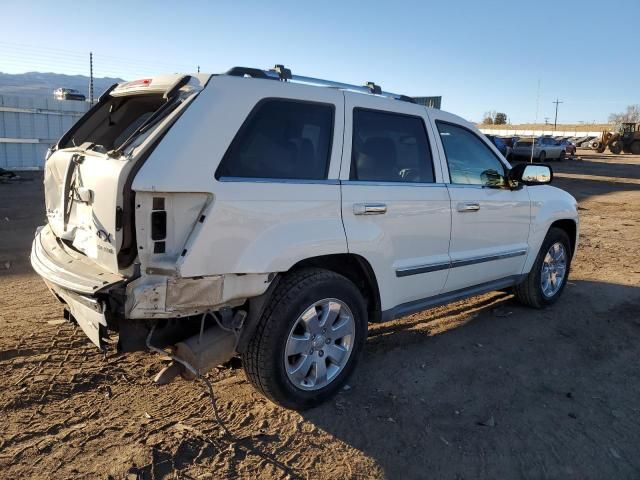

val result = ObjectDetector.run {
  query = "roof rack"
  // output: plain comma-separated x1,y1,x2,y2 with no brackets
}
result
225,65,416,104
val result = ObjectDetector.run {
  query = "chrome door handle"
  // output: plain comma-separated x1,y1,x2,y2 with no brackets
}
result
457,202,480,212
354,203,387,215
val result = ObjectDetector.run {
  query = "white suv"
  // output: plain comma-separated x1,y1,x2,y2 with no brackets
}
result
31,66,578,410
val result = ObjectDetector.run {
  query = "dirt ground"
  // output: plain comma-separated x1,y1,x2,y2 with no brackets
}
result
1,151,639,480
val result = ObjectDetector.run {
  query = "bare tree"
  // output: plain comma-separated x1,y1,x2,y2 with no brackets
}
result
608,105,640,123
482,110,495,124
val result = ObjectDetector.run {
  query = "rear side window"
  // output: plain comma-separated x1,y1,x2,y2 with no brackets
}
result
350,109,434,183
216,99,334,180
436,121,506,186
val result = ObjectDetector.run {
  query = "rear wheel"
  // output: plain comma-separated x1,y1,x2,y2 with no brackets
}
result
513,227,572,308
538,151,547,162
557,150,566,161
630,141,640,155
243,268,367,410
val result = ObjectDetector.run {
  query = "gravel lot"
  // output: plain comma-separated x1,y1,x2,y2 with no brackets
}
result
1,151,639,479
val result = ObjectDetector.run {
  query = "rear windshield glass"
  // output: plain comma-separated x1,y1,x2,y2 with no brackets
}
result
60,94,166,150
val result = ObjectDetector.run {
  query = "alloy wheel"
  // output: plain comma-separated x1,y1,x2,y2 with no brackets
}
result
284,298,355,391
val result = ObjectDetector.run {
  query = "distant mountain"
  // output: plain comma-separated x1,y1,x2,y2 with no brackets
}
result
0,71,124,98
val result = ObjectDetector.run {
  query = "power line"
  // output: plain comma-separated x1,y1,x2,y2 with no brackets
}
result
0,41,199,80
0,40,195,71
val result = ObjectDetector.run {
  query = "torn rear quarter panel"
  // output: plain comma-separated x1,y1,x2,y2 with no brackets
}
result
125,273,272,319
134,191,212,274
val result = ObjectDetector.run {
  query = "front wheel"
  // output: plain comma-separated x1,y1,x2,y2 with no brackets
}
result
538,151,547,162
609,141,623,155
513,227,572,308
242,268,367,410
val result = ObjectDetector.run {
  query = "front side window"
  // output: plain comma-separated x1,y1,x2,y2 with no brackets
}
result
436,122,506,186
216,99,334,180
350,109,435,183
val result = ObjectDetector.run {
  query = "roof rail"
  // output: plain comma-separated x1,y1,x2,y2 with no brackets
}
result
225,65,416,103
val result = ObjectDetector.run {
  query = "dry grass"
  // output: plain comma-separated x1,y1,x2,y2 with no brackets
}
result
478,123,611,131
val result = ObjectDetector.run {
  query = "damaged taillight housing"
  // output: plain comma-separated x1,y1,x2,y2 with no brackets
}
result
151,197,167,253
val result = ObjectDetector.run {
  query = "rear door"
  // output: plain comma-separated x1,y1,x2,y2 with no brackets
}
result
547,137,563,158
340,93,451,313
177,79,347,277
427,111,531,293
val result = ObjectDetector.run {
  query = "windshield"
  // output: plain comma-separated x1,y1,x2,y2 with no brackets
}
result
60,94,166,151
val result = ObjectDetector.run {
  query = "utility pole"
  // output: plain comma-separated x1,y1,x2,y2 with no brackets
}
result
552,98,563,130
89,52,94,105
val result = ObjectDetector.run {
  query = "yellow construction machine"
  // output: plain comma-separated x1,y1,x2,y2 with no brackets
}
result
595,122,640,154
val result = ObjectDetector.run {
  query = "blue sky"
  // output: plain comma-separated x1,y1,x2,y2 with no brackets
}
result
1,0,638,123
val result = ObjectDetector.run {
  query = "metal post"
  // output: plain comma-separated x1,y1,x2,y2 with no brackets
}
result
552,98,563,131
89,52,94,105
531,79,541,163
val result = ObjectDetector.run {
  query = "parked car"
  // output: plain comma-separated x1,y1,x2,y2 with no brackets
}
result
579,136,597,148
512,136,567,161
484,134,512,159
53,87,86,101
558,139,576,156
31,67,579,410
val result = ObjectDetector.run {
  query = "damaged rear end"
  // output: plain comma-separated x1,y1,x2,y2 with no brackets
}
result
31,74,229,356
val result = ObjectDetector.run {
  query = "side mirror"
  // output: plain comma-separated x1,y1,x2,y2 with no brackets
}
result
509,163,552,186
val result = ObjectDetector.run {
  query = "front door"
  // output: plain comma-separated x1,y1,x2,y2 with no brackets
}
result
428,113,531,293
340,93,452,313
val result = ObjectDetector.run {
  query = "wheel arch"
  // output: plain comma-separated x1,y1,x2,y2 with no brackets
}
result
237,253,380,354
550,218,577,256
290,254,382,323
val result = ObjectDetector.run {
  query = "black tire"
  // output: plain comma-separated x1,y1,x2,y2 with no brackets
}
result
630,141,640,155
557,150,566,161
538,151,547,162
513,227,572,309
609,141,623,155
242,268,367,410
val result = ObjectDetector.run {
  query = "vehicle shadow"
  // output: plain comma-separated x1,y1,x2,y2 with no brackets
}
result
300,279,640,479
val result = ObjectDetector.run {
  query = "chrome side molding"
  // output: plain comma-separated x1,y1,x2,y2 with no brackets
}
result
396,249,528,277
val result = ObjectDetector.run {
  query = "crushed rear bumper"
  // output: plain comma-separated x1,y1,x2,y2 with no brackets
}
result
31,224,126,348
30,224,124,295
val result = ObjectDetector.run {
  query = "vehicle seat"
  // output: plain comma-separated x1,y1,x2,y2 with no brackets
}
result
298,138,321,176
355,137,397,181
